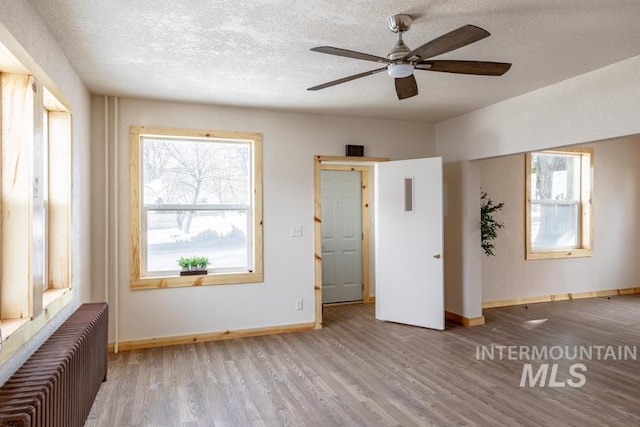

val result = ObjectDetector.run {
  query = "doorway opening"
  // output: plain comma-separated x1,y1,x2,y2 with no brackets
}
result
313,155,388,329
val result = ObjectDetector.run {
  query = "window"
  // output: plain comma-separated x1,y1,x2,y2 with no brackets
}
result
1,70,71,345
525,149,593,259
130,126,263,289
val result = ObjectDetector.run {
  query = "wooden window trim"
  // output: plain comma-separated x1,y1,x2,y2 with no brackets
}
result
47,108,72,290
525,148,593,260
1,73,36,321
129,125,264,290
0,39,72,363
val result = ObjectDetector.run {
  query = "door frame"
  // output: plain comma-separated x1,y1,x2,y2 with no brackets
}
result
313,155,389,329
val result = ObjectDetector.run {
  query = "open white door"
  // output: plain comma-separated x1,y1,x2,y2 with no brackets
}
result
375,157,444,330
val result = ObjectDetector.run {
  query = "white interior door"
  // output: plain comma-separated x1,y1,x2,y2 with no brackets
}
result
375,157,444,330
321,170,363,303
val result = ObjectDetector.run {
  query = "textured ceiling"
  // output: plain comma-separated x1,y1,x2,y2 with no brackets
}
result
29,0,640,122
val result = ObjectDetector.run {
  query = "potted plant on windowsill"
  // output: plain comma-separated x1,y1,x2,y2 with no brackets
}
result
178,256,210,276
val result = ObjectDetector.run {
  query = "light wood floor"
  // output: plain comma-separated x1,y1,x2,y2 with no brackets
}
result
86,295,640,426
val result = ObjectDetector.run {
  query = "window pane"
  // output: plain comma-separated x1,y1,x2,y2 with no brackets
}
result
530,153,580,201
530,203,579,249
142,137,250,206
145,209,249,274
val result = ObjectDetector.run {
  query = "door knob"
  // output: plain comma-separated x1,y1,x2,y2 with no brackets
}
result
433,252,441,259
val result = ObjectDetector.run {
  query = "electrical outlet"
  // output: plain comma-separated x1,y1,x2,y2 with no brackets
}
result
295,299,303,311
291,225,303,237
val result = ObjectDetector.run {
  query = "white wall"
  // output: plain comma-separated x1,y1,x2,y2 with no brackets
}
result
480,136,640,301
435,55,640,318
443,161,483,318
437,55,640,162
0,2,92,384
91,97,434,343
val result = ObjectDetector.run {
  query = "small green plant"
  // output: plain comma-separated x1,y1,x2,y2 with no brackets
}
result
177,255,210,270
194,256,209,270
480,190,505,257
177,256,191,270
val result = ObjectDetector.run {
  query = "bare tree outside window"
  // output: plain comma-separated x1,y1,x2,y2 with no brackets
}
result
141,137,252,274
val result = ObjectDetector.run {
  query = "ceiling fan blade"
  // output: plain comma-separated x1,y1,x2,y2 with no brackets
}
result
395,75,418,100
307,68,387,91
416,60,511,76
311,46,391,63
403,25,490,62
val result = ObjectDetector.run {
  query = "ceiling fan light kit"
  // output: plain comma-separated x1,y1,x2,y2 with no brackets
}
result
387,63,414,78
308,14,512,100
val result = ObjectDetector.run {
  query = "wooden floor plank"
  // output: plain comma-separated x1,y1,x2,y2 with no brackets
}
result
86,295,640,426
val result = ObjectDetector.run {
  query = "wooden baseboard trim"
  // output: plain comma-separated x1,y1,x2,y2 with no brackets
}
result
366,296,376,303
483,287,640,309
109,322,315,352
445,311,485,326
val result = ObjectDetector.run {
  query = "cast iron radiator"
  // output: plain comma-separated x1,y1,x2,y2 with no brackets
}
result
0,302,108,426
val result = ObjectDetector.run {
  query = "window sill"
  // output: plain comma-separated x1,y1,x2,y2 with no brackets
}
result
0,289,73,363
131,271,263,290
1,288,70,341
526,248,593,260
43,288,69,308
1,318,29,341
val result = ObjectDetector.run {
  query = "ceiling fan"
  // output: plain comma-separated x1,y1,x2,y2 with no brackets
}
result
307,14,511,100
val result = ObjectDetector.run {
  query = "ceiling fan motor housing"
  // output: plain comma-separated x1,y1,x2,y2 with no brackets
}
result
388,37,411,60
